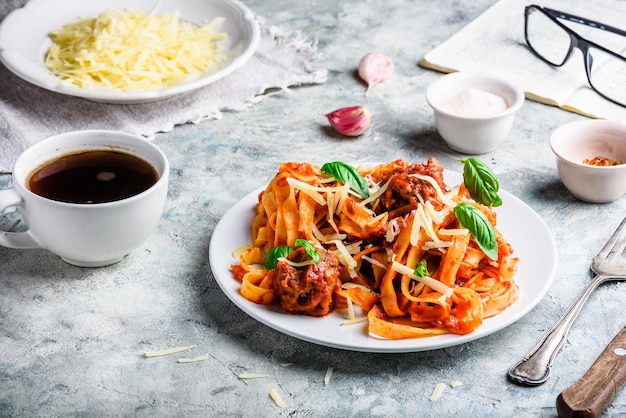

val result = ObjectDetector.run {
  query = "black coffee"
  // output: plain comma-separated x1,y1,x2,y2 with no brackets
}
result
28,150,159,204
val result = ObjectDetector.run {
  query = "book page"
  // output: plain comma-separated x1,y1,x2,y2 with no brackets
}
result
419,0,626,122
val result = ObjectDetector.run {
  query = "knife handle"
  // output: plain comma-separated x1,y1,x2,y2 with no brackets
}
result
556,326,626,418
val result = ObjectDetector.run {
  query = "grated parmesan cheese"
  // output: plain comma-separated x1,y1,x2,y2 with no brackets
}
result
340,296,368,325
330,239,358,276
360,177,392,208
409,208,422,247
324,367,334,386
286,178,328,206
391,261,453,297
237,374,268,380
269,389,287,408
326,190,340,234
360,254,386,270
386,218,401,242
409,174,454,207
143,345,196,358
416,204,442,245
340,317,368,326
44,9,228,91
429,382,446,401
177,354,209,363
423,201,449,225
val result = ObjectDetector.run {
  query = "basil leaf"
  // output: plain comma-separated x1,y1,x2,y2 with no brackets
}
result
453,202,498,260
414,260,429,277
295,239,321,265
462,158,502,207
264,245,293,270
321,161,370,199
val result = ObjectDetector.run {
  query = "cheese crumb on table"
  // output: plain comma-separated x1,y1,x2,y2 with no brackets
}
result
324,366,334,386
177,354,209,363
429,382,446,401
237,374,269,380
142,345,196,358
269,389,287,408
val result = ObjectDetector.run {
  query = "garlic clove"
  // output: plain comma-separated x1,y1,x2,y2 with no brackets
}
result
358,52,394,93
325,106,372,136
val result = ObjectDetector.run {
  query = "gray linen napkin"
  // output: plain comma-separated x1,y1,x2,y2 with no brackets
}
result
0,3,327,173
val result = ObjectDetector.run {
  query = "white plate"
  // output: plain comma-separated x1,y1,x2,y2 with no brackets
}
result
208,171,558,353
0,0,260,104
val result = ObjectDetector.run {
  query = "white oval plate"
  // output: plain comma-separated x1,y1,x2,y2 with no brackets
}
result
0,0,260,104
208,171,558,353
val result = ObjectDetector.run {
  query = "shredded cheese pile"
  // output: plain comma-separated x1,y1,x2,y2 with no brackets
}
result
44,9,228,91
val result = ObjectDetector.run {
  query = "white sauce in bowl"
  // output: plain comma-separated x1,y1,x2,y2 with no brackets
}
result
440,88,508,117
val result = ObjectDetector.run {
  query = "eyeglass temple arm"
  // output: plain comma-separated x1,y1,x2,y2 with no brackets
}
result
543,7,626,38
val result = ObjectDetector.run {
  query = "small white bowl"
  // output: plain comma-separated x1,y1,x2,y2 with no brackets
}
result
425,72,525,154
550,120,626,203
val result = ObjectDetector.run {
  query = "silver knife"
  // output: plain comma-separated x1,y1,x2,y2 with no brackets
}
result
556,325,626,417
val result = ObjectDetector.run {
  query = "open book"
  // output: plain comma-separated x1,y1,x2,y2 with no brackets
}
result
419,0,626,122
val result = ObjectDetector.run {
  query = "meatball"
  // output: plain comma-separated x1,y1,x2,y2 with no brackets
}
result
273,247,341,317
377,157,447,212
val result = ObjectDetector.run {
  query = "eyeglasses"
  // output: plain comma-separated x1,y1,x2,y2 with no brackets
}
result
524,5,626,107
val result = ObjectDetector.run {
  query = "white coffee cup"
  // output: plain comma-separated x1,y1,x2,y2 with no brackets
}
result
0,130,169,267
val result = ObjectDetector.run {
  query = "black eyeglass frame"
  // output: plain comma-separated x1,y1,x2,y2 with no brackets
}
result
524,4,626,108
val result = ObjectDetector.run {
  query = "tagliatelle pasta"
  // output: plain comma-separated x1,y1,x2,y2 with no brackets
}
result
231,159,519,339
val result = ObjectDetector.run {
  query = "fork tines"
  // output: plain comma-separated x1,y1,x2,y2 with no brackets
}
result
598,217,626,260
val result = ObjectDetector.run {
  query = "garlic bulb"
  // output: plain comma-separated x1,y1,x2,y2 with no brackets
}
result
325,106,372,136
358,52,394,93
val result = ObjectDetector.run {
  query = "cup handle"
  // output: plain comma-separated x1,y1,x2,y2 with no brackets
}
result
0,188,40,249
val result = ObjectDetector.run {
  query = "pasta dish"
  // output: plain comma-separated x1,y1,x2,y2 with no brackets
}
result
231,158,519,339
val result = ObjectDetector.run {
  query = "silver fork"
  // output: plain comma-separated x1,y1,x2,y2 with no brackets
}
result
508,216,626,386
